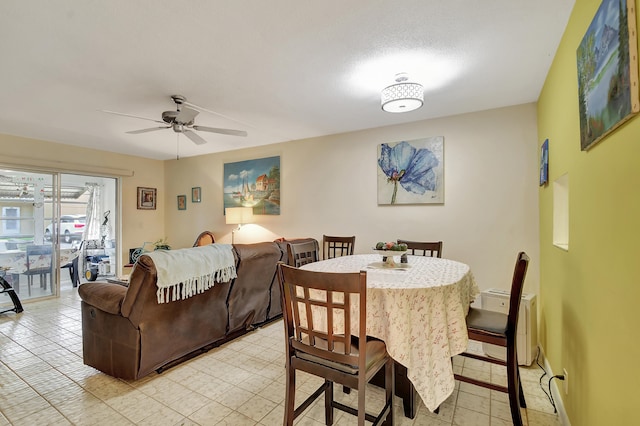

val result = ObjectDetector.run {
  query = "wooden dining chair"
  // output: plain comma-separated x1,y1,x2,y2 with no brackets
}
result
192,231,215,247
277,263,394,425
287,240,320,267
396,240,442,258
322,235,355,260
454,252,530,426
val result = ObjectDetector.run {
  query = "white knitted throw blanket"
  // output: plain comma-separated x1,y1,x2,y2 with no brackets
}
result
146,244,237,304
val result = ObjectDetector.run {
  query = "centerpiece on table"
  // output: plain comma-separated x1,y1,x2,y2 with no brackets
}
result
372,241,408,267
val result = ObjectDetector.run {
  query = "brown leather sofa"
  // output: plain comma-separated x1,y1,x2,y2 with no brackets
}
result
78,239,314,380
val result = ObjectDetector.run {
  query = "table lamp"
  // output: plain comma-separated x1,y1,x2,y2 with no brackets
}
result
225,207,254,244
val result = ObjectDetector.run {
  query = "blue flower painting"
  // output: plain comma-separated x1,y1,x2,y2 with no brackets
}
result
377,137,444,204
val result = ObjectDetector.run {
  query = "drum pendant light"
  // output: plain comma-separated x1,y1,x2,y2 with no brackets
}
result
381,73,424,113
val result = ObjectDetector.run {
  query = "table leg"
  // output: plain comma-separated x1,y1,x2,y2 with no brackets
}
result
370,360,417,419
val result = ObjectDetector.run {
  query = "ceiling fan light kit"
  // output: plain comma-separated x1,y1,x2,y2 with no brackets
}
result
103,95,247,146
381,73,424,113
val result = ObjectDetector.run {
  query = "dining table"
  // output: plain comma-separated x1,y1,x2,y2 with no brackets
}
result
300,253,479,415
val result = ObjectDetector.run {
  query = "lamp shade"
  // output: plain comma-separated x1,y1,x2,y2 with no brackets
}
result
225,207,254,225
381,73,424,113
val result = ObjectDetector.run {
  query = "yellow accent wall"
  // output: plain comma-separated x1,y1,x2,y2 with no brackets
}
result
537,1,640,424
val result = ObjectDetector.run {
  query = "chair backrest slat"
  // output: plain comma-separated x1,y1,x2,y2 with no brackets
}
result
397,239,443,258
322,235,355,260
287,240,320,267
278,263,365,366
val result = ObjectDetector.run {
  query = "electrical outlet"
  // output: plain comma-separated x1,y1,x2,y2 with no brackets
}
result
563,368,569,394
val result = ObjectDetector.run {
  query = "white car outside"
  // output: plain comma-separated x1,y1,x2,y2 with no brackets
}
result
45,215,86,243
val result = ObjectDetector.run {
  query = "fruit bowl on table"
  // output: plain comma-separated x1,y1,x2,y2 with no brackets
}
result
372,249,408,257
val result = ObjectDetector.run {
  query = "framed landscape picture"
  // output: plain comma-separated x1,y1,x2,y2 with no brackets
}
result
577,0,639,150
223,156,280,215
377,136,444,205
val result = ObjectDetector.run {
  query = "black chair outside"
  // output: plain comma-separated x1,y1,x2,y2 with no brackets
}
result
454,252,530,426
277,263,394,425
24,245,53,295
60,255,80,287
397,240,442,258
287,240,320,267
322,235,355,260
0,273,23,314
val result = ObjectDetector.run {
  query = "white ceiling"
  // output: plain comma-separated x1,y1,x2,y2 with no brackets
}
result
0,1,575,161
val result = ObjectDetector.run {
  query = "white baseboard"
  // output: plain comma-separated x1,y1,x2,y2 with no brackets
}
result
538,345,571,426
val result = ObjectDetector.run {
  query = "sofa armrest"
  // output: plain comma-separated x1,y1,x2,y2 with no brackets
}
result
78,282,127,315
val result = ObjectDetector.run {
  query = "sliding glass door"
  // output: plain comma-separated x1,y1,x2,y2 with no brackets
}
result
0,168,118,308
0,169,56,303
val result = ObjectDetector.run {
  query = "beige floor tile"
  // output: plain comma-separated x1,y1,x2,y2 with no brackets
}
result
1,394,51,423
453,405,490,425
188,399,233,425
237,394,279,422
136,404,185,426
456,389,491,415
0,289,564,426
258,405,285,425
215,385,255,410
10,406,72,426
217,410,258,425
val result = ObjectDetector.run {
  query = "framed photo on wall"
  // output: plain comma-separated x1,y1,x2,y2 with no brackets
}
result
192,187,201,203
137,187,156,210
177,195,187,210
540,139,549,186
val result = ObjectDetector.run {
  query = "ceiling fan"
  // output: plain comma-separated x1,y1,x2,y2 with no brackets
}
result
102,95,248,145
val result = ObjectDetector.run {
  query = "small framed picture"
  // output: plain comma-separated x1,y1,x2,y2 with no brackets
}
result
137,187,156,210
177,195,187,210
540,139,549,186
192,187,201,203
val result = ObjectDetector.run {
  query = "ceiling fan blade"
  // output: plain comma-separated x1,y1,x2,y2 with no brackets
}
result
101,110,166,124
192,125,248,137
183,130,208,145
184,100,257,130
176,107,199,124
126,126,170,134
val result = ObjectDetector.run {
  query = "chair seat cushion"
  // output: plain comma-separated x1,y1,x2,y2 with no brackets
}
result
296,337,387,375
466,308,508,335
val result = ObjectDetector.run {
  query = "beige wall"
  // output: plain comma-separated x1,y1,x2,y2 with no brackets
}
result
0,133,166,273
164,103,540,296
537,0,640,424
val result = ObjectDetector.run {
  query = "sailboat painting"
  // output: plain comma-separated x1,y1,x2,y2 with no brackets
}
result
224,156,280,215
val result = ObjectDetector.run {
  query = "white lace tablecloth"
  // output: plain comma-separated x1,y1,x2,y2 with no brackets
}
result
300,254,479,412
0,248,80,274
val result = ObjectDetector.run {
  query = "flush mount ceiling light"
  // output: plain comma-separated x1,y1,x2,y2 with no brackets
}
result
381,73,424,113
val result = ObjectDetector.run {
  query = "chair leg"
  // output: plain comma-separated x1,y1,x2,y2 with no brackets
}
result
325,380,334,425
518,368,527,407
284,366,296,426
506,344,524,426
357,376,366,426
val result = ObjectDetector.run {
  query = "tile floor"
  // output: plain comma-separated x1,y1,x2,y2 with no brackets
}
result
0,288,562,425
